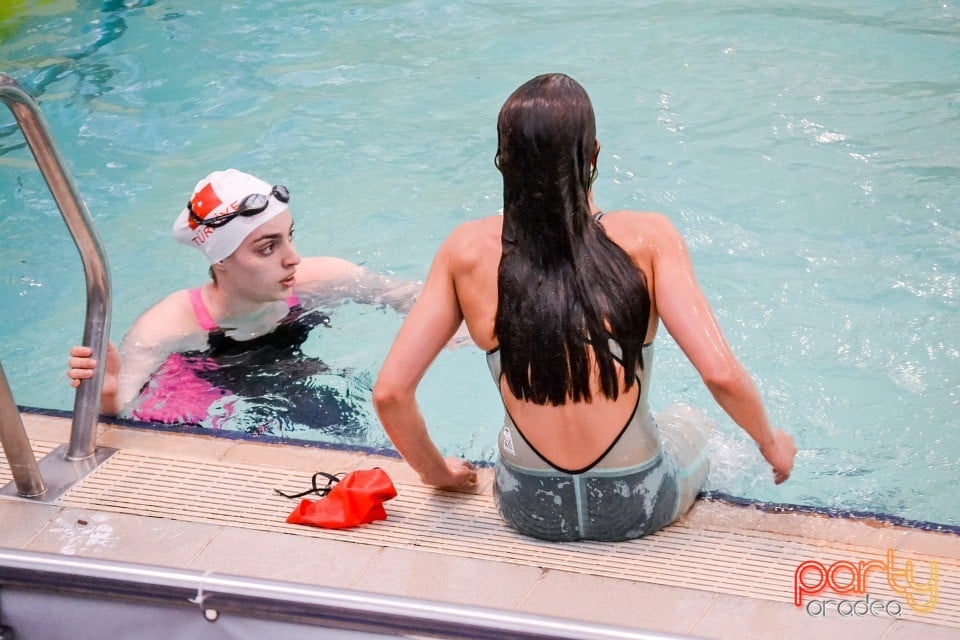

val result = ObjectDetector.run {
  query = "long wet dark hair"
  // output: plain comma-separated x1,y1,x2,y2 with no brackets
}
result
494,74,650,405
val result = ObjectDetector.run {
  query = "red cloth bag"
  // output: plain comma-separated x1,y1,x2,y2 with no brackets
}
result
284,468,397,529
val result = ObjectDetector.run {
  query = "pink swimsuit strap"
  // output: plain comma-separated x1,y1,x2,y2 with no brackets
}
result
188,287,218,331
188,288,300,332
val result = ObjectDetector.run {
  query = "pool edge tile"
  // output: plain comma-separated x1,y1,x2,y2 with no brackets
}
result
517,568,718,635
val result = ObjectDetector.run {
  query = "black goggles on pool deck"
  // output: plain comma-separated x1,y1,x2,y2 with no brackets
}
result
188,185,290,228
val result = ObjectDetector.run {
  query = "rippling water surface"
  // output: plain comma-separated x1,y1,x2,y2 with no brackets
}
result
1,1,957,525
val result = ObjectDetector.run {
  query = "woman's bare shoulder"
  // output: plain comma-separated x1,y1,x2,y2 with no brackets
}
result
125,289,200,347
604,209,675,230
440,215,503,261
601,210,684,254
447,215,502,241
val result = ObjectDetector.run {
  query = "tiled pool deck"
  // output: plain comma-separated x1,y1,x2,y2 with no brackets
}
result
2,412,958,639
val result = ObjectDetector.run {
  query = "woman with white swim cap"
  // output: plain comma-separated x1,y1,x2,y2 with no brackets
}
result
373,74,797,541
68,169,417,421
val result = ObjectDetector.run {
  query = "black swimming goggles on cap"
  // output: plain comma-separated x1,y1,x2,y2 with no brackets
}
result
188,185,290,228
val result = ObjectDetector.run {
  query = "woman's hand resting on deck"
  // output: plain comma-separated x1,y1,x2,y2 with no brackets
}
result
758,428,797,485
425,458,480,493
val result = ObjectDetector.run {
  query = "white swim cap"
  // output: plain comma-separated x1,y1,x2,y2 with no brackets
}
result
172,169,289,264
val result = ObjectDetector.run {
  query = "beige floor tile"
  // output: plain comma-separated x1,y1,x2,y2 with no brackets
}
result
748,510,906,549
809,518,911,549
219,440,367,473
881,619,960,639
676,498,763,531
350,546,542,609
744,510,832,541
517,568,717,634
897,530,960,559
24,508,220,566
690,593,894,640
189,526,384,587
783,515,909,550
0,500,61,548
95,425,236,460
20,412,72,442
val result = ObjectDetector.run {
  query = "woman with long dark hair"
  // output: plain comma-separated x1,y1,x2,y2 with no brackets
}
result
374,74,796,541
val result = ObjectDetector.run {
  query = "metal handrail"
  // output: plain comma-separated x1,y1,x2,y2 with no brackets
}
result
0,72,110,469
0,549,698,640
0,364,45,496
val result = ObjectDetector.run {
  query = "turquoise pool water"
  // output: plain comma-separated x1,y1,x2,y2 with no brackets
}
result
1,1,957,526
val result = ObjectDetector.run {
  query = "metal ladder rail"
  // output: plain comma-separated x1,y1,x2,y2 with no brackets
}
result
0,72,112,497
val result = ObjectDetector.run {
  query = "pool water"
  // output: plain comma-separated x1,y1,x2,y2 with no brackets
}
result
1,1,957,526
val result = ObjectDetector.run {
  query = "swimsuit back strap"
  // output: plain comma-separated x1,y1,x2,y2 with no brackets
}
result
189,287,218,331
502,379,642,475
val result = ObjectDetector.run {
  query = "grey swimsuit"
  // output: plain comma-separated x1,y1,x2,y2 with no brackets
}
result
488,343,709,542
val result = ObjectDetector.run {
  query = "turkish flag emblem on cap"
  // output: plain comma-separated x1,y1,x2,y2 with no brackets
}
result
187,182,224,230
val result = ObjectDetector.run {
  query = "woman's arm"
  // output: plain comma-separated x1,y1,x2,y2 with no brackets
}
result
66,333,171,416
296,257,422,314
372,238,478,491
66,292,198,417
649,215,797,483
